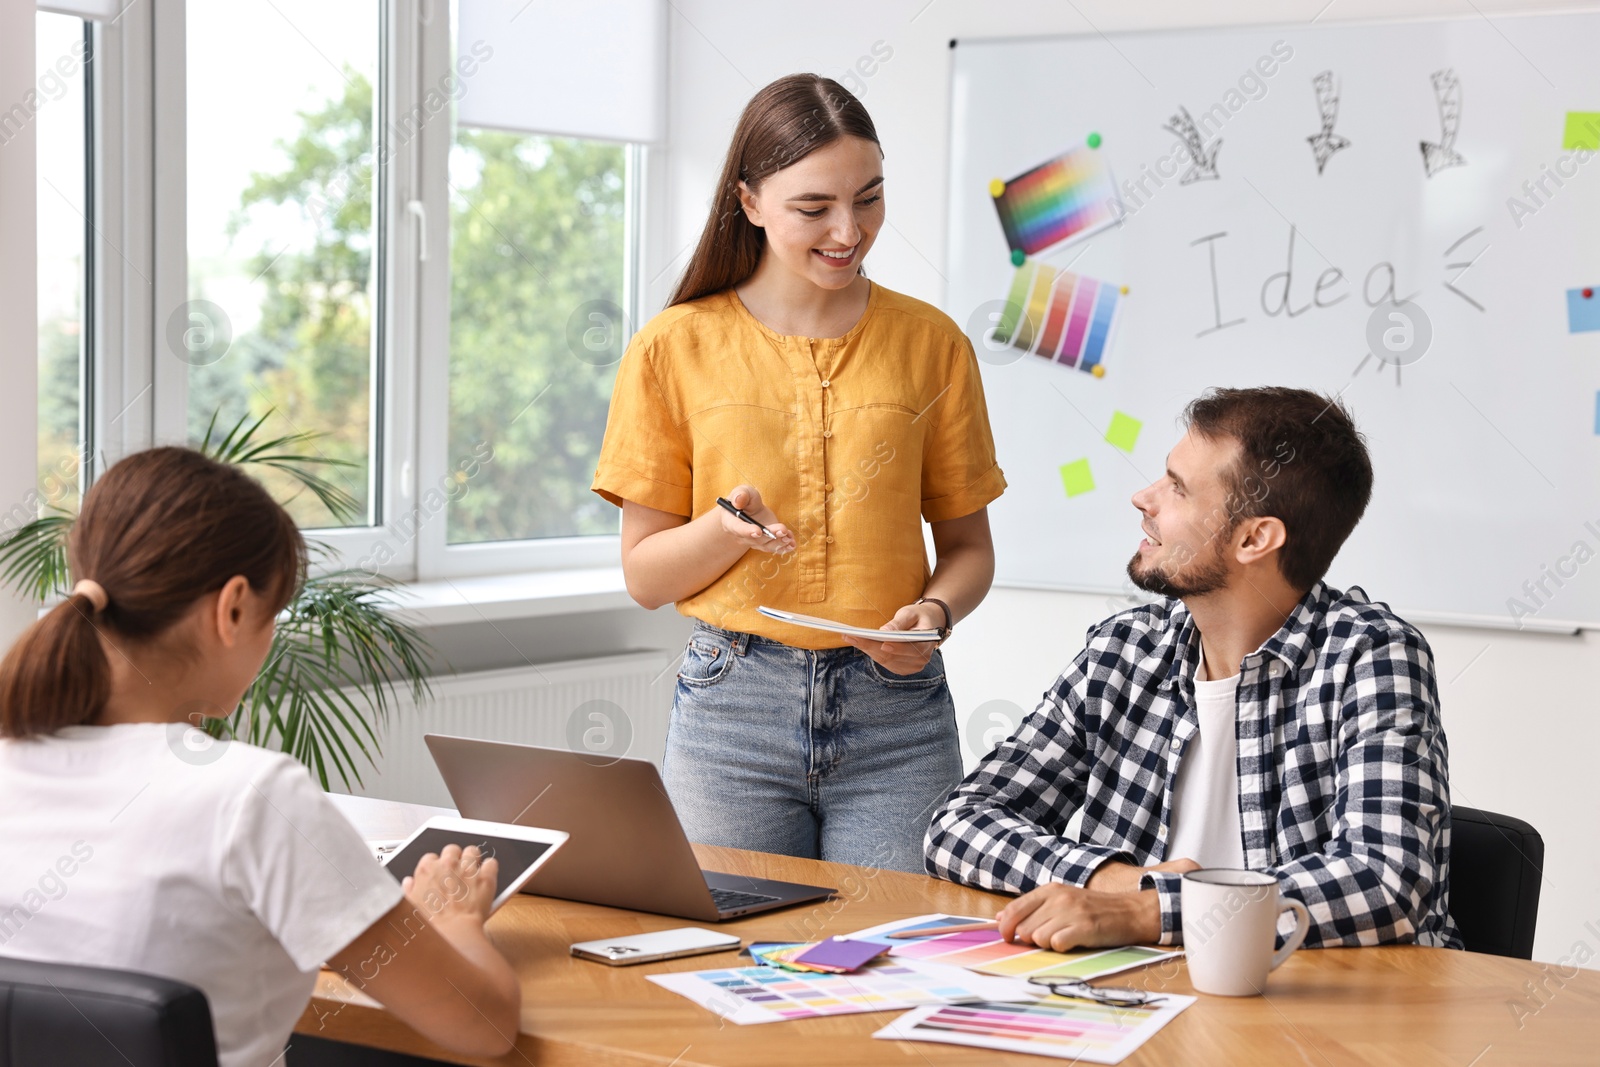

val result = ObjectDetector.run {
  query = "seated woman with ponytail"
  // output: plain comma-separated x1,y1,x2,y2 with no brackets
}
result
0,448,521,1067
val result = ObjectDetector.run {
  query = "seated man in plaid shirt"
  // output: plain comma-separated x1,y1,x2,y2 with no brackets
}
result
926,386,1462,951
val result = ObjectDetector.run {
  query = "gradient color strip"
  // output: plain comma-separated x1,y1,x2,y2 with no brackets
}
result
992,146,1118,256
1034,270,1077,359
994,260,1036,344
1059,277,1099,366
1016,264,1055,352
1079,285,1121,371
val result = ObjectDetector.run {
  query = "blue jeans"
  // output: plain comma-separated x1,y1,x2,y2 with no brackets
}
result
662,621,962,874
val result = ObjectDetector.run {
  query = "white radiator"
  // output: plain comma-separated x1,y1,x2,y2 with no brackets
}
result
341,649,679,807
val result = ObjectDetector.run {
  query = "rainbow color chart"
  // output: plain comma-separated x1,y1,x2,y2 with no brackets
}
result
990,142,1120,259
888,926,1178,981
993,259,1127,375
646,959,1029,1026
874,994,1195,1063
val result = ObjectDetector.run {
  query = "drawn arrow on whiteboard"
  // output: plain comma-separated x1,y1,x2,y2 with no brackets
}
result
1162,106,1221,183
1420,69,1467,178
1306,71,1351,176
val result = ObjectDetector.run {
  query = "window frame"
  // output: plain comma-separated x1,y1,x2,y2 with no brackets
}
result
32,8,96,506
88,0,155,475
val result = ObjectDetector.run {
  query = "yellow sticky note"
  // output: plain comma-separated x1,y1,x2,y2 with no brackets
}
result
1563,112,1600,151
1060,459,1094,498
1105,411,1142,453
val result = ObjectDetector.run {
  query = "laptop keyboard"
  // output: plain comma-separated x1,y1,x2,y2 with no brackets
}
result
710,887,781,912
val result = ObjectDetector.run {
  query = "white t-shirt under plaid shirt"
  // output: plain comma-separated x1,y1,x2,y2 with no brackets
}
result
1164,672,1246,870
925,582,1463,949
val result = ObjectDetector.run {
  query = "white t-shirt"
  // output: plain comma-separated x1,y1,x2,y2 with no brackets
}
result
1164,673,1246,868
0,723,403,1067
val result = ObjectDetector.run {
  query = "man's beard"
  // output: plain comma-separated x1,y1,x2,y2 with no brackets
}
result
1126,540,1230,598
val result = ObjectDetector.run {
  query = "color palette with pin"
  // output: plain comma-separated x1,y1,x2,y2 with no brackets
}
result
990,138,1120,261
993,259,1127,375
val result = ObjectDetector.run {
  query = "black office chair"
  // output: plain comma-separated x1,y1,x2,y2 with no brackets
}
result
1448,806,1545,959
0,956,218,1067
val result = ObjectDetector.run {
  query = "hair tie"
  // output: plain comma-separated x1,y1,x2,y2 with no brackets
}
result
72,579,109,613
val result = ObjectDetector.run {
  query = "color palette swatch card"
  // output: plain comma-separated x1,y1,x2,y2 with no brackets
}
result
749,939,886,973
791,938,891,972
889,927,1181,982
749,942,830,973
647,958,1037,1025
993,259,1126,375
874,993,1196,1064
991,142,1120,258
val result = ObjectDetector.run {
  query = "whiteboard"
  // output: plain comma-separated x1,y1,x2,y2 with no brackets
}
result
946,13,1600,631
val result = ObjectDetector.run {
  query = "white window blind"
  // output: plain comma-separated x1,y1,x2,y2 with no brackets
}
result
37,1,120,19
455,0,666,144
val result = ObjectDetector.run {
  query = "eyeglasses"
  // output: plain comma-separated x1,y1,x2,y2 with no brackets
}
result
1027,976,1166,1008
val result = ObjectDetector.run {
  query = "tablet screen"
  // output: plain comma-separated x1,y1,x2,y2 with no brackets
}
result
381,828,553,903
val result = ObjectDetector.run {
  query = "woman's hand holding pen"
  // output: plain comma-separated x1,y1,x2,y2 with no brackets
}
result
717,485,796,553
840,601,943,675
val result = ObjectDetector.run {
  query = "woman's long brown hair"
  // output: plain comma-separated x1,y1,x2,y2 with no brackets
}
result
668,74,881,308
0,447,306,738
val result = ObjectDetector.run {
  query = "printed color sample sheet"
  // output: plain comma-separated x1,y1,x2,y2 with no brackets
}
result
646,958,1034,1025
874,993,1196,1063
991,144,1120,256
994,259,1126,374
889,928,1180,981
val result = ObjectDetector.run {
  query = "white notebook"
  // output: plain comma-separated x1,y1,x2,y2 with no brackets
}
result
757,605,941,643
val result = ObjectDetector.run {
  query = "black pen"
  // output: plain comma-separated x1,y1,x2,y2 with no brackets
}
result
715,496,777,540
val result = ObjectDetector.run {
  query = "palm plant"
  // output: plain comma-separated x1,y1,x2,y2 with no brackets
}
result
0,411,433,790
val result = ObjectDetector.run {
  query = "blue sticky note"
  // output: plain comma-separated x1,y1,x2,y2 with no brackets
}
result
1567,287,1600,333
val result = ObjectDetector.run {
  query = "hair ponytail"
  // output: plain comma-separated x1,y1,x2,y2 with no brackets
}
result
0,592,112,737
0,447,306,739
668,74,881,308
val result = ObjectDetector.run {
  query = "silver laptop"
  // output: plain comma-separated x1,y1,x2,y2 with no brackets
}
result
424,734,835,921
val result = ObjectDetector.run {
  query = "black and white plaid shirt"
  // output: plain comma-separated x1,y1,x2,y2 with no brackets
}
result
926,582,1463,949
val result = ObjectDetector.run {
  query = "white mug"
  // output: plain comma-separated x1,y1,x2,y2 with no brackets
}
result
1180,869,1311,996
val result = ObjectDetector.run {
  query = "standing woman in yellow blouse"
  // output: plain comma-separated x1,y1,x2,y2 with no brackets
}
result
591,74,1005,873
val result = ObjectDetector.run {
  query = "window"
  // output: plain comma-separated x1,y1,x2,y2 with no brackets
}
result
411,0,649,576
35,10,90,515
33,1,655,580
444,129,628,544
183,0,380,529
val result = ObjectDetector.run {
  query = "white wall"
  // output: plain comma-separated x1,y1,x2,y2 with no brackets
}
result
0,1,41,650
655,0,1600,968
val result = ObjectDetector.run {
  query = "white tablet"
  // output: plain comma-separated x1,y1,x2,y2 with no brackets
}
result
380,816,568,913
757,605,941,643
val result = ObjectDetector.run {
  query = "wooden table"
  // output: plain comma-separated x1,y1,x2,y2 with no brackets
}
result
307,795,1600,1066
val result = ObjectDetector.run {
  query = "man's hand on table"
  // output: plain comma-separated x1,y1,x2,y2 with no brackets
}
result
994,859,1197,951
996,884,1163,951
